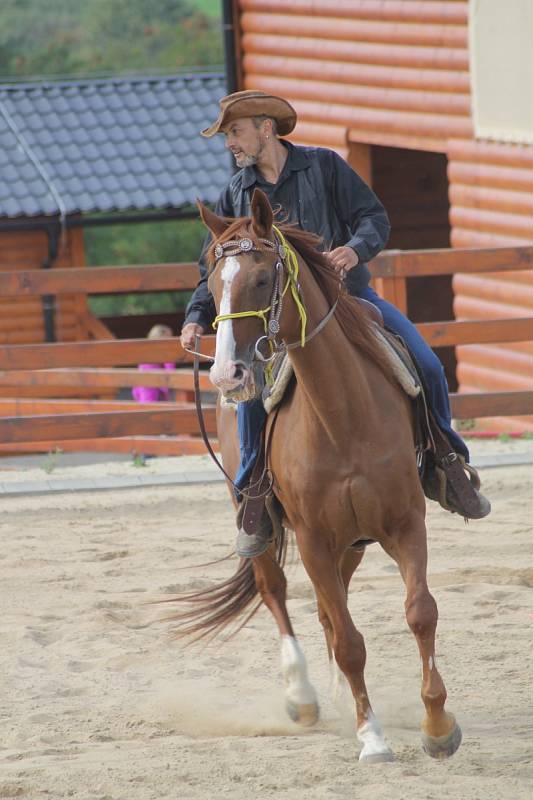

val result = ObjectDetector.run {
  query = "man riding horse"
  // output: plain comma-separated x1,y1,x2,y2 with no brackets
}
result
180,90,490,557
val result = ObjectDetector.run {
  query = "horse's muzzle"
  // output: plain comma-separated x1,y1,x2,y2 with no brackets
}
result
210,360,256,402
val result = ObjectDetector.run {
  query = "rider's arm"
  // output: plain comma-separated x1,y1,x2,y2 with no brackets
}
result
183,186,234,332
328,150,391,264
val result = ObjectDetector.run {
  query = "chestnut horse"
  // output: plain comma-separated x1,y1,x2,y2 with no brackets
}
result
174,189,462,762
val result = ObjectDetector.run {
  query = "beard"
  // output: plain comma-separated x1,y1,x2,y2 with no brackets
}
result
234,152,258,168
233,136,266,168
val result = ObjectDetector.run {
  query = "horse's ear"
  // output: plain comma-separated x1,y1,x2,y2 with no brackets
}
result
197,200,231,238
251,188,273,238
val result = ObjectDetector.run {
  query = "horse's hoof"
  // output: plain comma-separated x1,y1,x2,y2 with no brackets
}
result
359,746,395,764
286,700,320,727
422,721,462,759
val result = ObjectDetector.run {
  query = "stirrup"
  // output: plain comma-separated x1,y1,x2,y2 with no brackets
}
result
424,454,490,520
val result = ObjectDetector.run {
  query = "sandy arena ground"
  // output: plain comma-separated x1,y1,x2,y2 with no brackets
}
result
1,442,533,800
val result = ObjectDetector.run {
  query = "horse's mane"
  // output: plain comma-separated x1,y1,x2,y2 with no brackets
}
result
209,217,393,381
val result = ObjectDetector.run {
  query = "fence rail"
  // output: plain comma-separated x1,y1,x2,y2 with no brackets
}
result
1,244,533,456
0,367,212,391
0,263,198,296
0,337,215,370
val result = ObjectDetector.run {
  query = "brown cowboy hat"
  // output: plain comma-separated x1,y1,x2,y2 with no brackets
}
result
201,89,297,138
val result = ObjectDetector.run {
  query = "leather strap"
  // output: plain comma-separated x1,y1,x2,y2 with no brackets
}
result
193,343,235,488
284,298,338,351
193,336,272,503
241,449,271,534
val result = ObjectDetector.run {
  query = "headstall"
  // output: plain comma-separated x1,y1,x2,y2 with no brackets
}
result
212,226,308,370
185,228,338,367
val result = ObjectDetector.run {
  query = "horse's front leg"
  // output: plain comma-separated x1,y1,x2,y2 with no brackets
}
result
251,546,319,727
384,511,462,759
317,547,365,711
298,532,394,763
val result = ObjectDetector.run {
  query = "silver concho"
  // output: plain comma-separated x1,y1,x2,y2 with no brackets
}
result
268,319,280,335
239,238,254,252
277,245,287,260
214,243,224,259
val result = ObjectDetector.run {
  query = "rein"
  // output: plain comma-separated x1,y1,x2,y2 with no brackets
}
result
192,334,273,501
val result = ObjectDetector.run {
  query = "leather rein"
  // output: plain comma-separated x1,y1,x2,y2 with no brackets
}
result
186,229,338,498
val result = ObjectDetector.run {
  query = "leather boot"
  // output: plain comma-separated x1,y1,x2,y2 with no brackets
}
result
423,453,491,519
235,502,272,558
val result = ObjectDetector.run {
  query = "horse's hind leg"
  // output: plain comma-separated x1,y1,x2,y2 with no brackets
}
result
299,535,394,762
252,546,319,727
384,511,462,759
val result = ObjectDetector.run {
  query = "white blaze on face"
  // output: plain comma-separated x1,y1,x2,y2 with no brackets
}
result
213,256,241,374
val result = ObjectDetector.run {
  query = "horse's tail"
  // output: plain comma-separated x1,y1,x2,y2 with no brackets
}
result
161,528,288,643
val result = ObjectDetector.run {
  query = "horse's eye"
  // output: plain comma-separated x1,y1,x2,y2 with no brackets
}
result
255,274,270,289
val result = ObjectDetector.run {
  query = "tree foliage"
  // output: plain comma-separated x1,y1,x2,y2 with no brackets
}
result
85,216,207,316
0,0,223,78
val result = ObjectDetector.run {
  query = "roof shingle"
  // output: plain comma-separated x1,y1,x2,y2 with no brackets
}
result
0,72,230,219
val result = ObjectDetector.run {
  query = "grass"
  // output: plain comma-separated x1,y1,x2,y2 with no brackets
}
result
192,0,221,18
455,418,476,431
41,448,63,474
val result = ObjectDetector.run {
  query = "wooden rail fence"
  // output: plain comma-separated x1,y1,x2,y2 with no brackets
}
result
1,245,532,456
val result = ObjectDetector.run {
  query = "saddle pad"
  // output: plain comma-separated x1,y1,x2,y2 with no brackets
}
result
372,325,421,398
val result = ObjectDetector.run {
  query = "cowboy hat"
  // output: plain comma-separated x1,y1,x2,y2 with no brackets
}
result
201,89,297,137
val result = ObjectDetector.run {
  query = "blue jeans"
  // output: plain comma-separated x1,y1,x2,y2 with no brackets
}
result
235,286,468,492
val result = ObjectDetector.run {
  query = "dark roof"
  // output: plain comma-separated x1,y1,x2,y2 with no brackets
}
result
0,73,230,219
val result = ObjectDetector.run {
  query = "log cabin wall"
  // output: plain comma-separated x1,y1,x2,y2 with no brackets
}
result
448,139,533,431
0,226,88,345
237,0,533,430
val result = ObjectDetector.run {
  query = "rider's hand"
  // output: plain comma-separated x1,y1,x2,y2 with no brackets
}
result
180,322,205,351
326,246,359,277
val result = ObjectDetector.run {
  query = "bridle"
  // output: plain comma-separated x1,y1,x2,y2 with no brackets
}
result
209,225,338,366
213,232,294,364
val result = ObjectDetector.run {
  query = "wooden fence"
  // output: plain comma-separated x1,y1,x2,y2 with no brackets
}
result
1,244,533,455
0,263,217,455
372,245,533,420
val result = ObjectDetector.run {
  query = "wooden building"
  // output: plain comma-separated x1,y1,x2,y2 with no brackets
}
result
227,0,533,430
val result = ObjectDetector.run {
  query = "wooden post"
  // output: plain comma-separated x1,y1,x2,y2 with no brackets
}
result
372,275,408,314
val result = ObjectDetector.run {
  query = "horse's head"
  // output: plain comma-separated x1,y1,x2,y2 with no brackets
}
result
199,189,285,402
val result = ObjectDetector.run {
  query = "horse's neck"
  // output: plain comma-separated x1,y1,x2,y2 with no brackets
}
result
283,254,375,436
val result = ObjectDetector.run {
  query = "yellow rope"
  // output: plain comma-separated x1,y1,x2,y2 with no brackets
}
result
213,307,270,331
272,226,307,347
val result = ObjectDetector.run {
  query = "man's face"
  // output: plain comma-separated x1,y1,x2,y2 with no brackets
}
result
222,117,267,168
